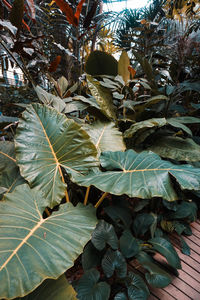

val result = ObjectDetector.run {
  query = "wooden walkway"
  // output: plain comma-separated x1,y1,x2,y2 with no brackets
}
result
132,221,200,300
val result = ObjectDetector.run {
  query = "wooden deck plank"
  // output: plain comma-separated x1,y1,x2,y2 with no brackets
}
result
191,222,200,232
166,277,200,299
150,288,175,300
163,283,191,300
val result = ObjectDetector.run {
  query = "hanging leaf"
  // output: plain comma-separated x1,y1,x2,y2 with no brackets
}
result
148,137,200,162
75,269,110,300
118,51,130,84
71,150,200,201
84,121,125,154
102,249,127,278
166,201,197,222
0,184,97,299
137,252,172,288
54,0,75,26
148,237,181,269
0,141,25,199
133,213,155,237
125,272,150,300
74,0,86,24
48,55,62,73
87,75,117,120
82,242,103,271
120,230,140,258
83,0,98,28
180,237,190,256
18,275,77,299
91,220,118,251
104,205,132,228
15,104,98,208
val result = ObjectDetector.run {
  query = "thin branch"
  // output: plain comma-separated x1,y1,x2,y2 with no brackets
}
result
84,186,91,205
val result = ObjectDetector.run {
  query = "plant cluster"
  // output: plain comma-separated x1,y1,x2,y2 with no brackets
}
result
0,0,200,300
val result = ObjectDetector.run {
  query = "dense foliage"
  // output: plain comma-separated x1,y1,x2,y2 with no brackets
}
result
0,0,200,299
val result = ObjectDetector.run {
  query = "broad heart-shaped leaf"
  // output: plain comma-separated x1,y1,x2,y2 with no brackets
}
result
75,269,110,300
87,75,117,120
91,220,118,251
132,213,155,237
71,150,200,201
125,272,149,300
0,184,97,299
148,237,181,269
82,242,103,271
18,275,77,299
15,104,98,208
148,136,200,162
83,121,125,154
136,252,172,288
0,141,25,199
102,249,127,278
120,230,140,258
166,201,197,222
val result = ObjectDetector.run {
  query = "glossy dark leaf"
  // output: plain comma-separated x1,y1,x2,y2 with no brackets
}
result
137,252,172,288
180,237,190,256
167,201,197,222
120,230,140,258
148,237,181,269
102,249,127,278
114,292,127,300
104,205,132,228
82,242,103,271
133,213,155,237
125,272,149,300
91,220,118,251
75,269,110,300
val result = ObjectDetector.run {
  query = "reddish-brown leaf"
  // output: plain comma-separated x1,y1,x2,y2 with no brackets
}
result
2,0,12,9
48,55,62,73
83,0,98,28
54,0,76,26
128,66,136,78
74,0,85,24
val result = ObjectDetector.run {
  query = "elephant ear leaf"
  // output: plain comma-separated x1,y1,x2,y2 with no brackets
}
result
84,121,125,154
71,150,200,201
0,184,97,299
0,141,25,199
92,220,118,251
75,269,110,300
137,252,172,288
148,237,181,269
102,249,127,278
15,104,98,208
120,230,140,258
18,275,77,300
125,272,150,300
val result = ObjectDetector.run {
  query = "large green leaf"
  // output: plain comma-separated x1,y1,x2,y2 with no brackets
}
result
87,75,116,120
124,118,167,139
91,220,118,251
148,237,181,269
71,150,200,201
125,272,149,300
0,184,97,299
82,242,103,271
84,121,125,154
0,141,25,199
75,269,110,300
102,249,127,278
15,104,98,207
148,136,200,161
18,275,77,300
120,230,140,258
136,252,172,288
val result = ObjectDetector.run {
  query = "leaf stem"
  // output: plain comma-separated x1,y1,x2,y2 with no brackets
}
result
84,186,91,205
94,192,108,208
45,208,50,216
59,166,70,203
